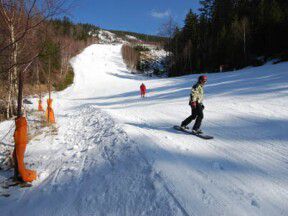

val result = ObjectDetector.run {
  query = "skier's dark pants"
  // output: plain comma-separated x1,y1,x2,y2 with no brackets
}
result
181,104,204,130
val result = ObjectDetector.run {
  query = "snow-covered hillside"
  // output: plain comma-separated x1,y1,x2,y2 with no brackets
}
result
0,44,288,216
91,29,168,75
97,30,124,44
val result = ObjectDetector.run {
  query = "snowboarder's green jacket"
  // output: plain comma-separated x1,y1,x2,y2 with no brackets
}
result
189,83,204,104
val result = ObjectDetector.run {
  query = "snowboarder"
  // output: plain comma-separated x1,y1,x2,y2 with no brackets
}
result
140,83,146,98
180,75,208,134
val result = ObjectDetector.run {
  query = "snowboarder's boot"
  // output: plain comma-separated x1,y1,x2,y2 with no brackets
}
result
192,129,203,134
180,125,189,130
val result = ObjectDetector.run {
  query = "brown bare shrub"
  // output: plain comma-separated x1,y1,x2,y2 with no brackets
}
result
121,44,140,72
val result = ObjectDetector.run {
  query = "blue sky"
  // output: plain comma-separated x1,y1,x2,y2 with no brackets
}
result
68,0,201,35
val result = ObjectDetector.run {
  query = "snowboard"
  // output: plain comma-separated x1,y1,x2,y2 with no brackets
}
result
173,125,214,140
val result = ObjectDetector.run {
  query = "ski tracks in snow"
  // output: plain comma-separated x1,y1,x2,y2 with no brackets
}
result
0,104,181,215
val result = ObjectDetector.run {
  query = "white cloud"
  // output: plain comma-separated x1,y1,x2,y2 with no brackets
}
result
151,9,171,19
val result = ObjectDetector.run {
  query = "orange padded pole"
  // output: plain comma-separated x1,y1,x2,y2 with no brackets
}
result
13,117,37,182
38,99,44,111
45,98,55,123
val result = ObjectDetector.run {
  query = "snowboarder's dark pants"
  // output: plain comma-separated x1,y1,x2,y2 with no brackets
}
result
181,104,204,130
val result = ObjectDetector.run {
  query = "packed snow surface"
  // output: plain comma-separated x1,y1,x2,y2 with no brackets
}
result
1,44,288,216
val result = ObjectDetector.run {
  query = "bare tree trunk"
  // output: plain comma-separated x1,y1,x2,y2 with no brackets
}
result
48,57,51,99
241,17,248,65
36,61,41,99
66,55,70,74
243,23,246,64
17,67,23,116
17,60,34,117
48,57,51,123
5,22,18,119
13,23,20,176
60,58,63,78
11,24,18,116
6,69,13,118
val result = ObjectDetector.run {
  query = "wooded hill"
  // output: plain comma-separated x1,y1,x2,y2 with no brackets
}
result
0,1,166,121
167,0,288,76
0,10,98,120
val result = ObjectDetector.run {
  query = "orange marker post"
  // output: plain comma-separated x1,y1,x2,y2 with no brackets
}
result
13,116,37,182
38,99,44,112
45,98,55,124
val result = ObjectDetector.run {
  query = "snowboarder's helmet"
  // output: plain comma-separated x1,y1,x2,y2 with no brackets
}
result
198,75,208,83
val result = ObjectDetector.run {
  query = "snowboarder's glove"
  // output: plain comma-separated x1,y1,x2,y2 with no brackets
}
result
191,101,197,108
202,104,205,110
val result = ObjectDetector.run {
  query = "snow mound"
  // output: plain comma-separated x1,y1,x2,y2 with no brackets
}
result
0,105,180,215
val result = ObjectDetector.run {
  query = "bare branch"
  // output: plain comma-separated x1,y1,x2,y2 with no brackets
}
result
0,0,73,53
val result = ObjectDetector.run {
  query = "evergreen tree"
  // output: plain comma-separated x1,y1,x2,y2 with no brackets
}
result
167,0,288,77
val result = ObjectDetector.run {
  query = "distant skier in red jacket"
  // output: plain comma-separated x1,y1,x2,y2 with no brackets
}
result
140,83,146,98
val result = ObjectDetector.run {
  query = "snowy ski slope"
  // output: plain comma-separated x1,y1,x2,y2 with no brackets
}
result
0,44,288,216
